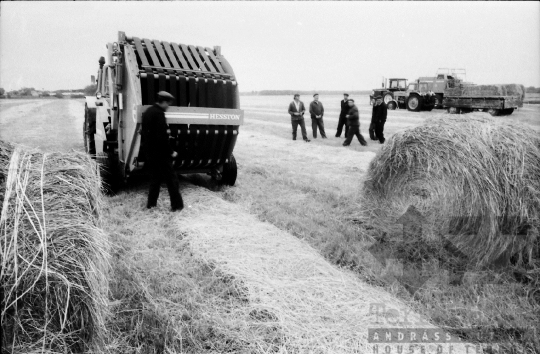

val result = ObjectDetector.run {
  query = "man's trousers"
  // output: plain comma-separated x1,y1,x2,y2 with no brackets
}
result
311,117,327,138
343,125,367,146
147,158,184,210
369,122,377,141
375,121,386,143
291,118,308,140
336,115,349,137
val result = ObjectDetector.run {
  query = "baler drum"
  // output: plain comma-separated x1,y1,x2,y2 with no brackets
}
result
119,37,241,183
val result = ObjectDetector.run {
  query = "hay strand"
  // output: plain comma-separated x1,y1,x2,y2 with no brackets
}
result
175,186,473,353
0,141,109,353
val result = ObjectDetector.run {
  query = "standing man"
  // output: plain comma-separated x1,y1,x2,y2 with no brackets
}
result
371,95,388,144
288,94,310,142
343,99,367,147
309,93,327,139
142,91,184,212
335,93,350,138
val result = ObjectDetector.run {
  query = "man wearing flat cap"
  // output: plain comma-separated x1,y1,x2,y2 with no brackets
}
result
370,95,387,144
309,93,327,139
288,94,310,142
343,99,367,147
335,93,350,138
141,91,184,212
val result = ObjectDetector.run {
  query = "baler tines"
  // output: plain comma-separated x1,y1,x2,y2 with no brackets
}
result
84,31,243,191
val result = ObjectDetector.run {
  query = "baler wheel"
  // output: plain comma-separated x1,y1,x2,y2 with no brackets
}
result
84,106,96,157
220,154,237,186
96,152,122,195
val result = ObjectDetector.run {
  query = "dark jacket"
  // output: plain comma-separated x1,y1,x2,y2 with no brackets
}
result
309,101,324,118
141,104,173,159
346,105,360,126
372,102,388,123
339,99,349,118
288,100,306,121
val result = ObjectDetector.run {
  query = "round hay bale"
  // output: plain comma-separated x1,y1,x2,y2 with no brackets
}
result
0,141,109,353
361,115,540,266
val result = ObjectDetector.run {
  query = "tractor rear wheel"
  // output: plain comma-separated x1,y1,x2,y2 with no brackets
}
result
220,154,237,186
387,101,397,110
84,105,96,157
434,94,444,109
383,93,393,105
407,95,423,112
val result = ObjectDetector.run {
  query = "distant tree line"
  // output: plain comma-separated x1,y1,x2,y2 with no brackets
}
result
0,84,96,98
242,90,372,96
526,86,540,93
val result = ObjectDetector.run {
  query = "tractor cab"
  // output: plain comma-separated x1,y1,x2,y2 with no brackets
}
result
388,78,408,91
370,78,408,105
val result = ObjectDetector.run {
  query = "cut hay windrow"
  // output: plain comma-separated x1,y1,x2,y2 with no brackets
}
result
361,115,540,266
176,187,473,353
0,141,109,353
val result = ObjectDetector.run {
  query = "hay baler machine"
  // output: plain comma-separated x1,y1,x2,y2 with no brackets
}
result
84,32,243,190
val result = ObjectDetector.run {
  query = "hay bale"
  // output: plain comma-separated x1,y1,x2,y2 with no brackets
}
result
361,116,540,266
445,84,526,101
0,141,109,353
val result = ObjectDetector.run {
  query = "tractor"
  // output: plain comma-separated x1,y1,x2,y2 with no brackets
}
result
369,78,408,105
388,80,437,112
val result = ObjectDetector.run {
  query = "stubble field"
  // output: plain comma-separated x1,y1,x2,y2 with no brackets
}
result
1,96,539,353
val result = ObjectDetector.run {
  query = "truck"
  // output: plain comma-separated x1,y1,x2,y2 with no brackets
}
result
369,78,408,105
417,68,467,108
84,31,244,192
443,83,525,116
386,69,465,111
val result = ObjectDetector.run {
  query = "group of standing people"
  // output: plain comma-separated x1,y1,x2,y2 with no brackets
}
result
288,93,388,146
287,93,327,141
140,90,390,213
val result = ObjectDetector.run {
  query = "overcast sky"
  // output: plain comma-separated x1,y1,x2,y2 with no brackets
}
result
1,1,538,92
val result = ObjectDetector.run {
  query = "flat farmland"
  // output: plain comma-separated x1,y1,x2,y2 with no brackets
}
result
239,94,540,154
1,97,539,352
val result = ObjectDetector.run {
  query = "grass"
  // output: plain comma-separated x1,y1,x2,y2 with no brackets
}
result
102,185,288,353
0,99,84,152
1,97,539,353
212,97,540,352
